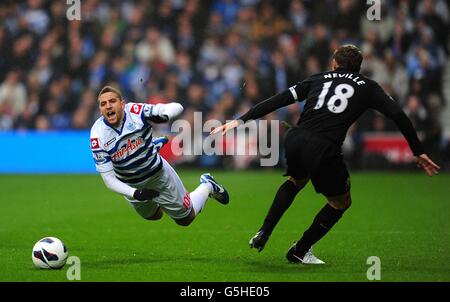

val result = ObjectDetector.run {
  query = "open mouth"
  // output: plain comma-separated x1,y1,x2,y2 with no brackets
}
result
106,111,116,120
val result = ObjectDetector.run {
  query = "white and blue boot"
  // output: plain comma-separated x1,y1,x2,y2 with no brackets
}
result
200,173,229,204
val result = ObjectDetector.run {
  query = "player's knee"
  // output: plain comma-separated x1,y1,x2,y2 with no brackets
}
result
288,177,309,189
328,192,352,210
342,197,352,210
143,208,163,220
175,218,193,227
175,210,195,227
144,213,163,221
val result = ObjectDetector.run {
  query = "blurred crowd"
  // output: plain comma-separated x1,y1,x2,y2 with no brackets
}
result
0,0,449,168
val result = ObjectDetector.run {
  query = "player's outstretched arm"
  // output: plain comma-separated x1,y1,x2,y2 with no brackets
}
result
211,89,296,136
210,120,240,136
147,102,183,123
381,110,440,176
369,82,442,176
100,170,159,201
415,154,440,176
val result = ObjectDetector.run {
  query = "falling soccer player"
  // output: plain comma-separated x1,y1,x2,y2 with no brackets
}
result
90,86,229,226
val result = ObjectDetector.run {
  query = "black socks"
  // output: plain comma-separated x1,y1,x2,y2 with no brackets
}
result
260,180,301,236
258,179,348,259
294,203,346,258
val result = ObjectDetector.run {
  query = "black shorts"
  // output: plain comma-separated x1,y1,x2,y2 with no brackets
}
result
284,128,350,197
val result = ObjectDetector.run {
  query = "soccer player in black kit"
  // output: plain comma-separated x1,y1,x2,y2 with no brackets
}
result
211,45,440,264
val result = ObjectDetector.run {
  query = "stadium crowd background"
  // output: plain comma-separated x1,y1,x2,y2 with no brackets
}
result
0,0,449,170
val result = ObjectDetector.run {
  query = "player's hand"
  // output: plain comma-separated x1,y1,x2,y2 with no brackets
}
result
133,188,160,201
210,120,240,136
415,154,440,176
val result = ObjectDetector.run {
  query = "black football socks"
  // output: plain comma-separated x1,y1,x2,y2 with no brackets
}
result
260,180,301,237
293,203,346,258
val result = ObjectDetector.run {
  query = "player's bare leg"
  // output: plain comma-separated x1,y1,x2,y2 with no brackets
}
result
174,182,211,227
143,207,164,221
175,173,229,227
286,190,351,264
250,177,309,252
175,208,196,226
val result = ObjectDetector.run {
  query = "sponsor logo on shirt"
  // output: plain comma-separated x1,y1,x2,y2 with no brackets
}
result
112,137,144,161
90,138,100,150
130,104,143,115
104,137,116,148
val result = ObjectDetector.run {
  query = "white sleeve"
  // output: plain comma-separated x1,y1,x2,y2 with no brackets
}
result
147,102,184,121
91,129,113,173
100,170,136,199
92,150,113,173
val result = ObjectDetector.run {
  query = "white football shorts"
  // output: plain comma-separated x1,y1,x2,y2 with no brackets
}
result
124,157,192,220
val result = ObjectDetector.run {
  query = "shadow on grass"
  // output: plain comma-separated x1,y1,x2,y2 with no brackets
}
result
242,259,331,274
83,256,211,268
83,252,334,274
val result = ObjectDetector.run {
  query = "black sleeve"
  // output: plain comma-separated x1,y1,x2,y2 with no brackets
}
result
369,82,425,156
292,78,311,101
238,89,296,123
147,115,169,123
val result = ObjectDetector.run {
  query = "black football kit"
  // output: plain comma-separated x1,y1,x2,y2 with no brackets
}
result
239,67,424,196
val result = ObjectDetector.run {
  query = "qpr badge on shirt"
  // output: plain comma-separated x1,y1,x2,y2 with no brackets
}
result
126,122,136,131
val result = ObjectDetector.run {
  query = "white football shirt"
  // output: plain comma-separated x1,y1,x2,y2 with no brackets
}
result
90,102,167,185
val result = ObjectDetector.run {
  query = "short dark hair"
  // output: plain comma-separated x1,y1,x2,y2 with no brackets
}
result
332,45,363,72
97,86,123,102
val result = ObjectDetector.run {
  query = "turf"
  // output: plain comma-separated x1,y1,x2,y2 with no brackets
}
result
0,171,449,282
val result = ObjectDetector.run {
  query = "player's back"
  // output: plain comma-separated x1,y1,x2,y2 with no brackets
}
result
294,68,376,146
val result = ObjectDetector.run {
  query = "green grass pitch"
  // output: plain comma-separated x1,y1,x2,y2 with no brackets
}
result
0,171,449,282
